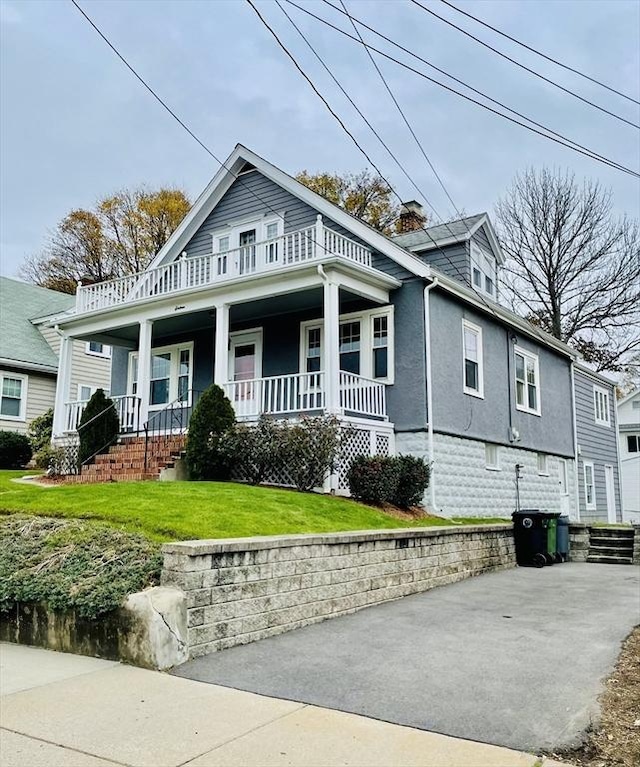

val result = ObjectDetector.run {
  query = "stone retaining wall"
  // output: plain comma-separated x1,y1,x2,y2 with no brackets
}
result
568,523,589,562
161,525,515,659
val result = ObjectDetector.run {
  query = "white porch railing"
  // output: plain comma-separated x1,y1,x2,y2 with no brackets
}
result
64,395,142,433
75,220,373,314
224,371,387,420
339,371,387,419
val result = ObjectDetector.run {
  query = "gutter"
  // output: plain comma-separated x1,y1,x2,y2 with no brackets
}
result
423,277,439,512
0,357,58,376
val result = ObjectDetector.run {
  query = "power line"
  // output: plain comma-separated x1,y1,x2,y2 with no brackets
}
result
286,0,639,178
439,0,640,106
410,0,640,130
69,0,364,265
247,0,553,347
319,0,638,177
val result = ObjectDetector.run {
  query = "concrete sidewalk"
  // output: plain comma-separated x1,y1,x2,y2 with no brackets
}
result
0,644,565,767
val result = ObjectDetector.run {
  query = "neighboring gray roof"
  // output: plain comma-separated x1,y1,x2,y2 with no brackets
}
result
0,277,74,372
392,214,485,250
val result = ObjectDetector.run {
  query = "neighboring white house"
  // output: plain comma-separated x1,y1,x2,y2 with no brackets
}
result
617,388,640,523
0,277,112,436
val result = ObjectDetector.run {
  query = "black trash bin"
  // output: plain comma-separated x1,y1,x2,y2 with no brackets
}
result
512,510,548,567
556,515,570,562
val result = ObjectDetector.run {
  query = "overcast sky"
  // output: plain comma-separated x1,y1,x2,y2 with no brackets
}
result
1,0,639,279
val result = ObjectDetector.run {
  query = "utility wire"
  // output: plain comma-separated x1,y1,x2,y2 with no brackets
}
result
69,0,367,264
248,0,552,346
318,0,638,177
410,0,640,130
439,0,640,106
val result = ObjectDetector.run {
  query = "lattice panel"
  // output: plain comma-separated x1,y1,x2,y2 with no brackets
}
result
375,433,391,456
337,428,371,490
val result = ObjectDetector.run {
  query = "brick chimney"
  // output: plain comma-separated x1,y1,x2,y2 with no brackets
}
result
397,200,426,233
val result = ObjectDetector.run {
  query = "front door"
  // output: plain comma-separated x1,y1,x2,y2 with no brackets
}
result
558,458,571,518
228,330,263,417
604,464,616,523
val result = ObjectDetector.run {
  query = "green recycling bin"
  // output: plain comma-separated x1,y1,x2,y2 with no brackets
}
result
544,512,562,564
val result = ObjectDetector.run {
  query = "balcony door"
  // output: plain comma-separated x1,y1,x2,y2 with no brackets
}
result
238,229,257,275
228,329,263,416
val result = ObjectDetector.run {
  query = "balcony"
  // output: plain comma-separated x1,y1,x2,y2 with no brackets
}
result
75,219,373,314
64,371,387,434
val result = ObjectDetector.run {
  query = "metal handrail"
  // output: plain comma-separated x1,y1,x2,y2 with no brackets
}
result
143,389,203,470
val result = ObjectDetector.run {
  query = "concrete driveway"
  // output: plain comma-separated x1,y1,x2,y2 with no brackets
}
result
173,563,639,753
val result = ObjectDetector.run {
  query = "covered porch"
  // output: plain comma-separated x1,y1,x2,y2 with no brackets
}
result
53,261,399,438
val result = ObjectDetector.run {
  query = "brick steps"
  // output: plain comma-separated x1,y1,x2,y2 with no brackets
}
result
587,527,634,565
67,435,186,484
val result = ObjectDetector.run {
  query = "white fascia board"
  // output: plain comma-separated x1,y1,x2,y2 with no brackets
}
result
0,357,58,375
478,217,506,265
432,272,577,359
147,143,431,280
403,214,505,266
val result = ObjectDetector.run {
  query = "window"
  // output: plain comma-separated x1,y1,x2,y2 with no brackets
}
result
537,453,548,475
300,307,394,383
485,443,500,470
632,400,640,410
78,384,108,402
627,435,639,453
211,217,283,272
583,462,596,510
85,341,110,358
485,275,494,296
129,343,193,408
472,268,482,288
462,320,483,397
593,386,610,426
0,372,26,420
372,315,388,379
339,321,361,375
470,242,497,300
514,347,540,415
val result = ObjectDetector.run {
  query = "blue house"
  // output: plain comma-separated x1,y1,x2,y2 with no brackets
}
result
49,145,580,517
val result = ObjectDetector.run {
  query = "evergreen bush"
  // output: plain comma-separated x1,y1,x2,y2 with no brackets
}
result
0,432,32,469
186,384,235,480
347,455,401,506
391,455,431,508
77,389,119,467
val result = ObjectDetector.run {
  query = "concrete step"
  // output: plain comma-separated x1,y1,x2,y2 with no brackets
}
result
589,544,633,557
589,527,634,539
590,535,633,545
586,553,633,565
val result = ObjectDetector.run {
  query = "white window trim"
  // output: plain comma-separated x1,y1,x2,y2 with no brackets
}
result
210,215,284,253
626,434,639,453
128,341,194,409
537,452,549,476
583,461,596,510
514,345,541,416
77,383,107,402
0,371,28,422
469,241,497,300
485,443,500,471
85,341,111,358
300,306,395,384
593,385,611,427
462,319,484,399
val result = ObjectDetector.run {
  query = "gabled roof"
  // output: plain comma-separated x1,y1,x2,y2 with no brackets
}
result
0,277,74,372
148,144,432,278
392,212,505,264
618,387,640,408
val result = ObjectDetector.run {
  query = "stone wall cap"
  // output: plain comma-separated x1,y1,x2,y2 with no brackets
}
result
162,523,512,556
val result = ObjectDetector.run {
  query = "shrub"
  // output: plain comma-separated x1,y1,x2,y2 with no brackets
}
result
28,408,53,455
33,444,65,471
0,515,161,619
391,455,431,508
77,389,120,467
226,416,286,485
281,416,342,492
0,432,32,469
186,384,236,480
347,455,401,506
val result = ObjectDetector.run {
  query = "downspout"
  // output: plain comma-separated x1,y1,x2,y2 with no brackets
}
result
613,385,624,522
423,278,438,512
570,362,581,521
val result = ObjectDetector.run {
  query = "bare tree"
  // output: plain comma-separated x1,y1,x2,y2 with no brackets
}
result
21,187,190,294
496,168,640,372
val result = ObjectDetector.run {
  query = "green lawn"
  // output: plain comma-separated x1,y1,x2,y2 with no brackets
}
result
0,471,506,542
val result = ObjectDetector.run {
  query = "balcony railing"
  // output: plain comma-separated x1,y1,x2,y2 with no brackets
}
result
224,371,386,420
75,219,372,314
64,395,142,434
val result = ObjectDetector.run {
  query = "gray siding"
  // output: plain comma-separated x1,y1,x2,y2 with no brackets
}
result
415,242,470,285
574,369,622,522
183,170,413,281
471,227,491,253
429,289,574,457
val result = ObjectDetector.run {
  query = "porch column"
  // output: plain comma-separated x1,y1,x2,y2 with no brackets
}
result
323,279,340,414
214,303,229,387
52,332,73,438
138,319,153,427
